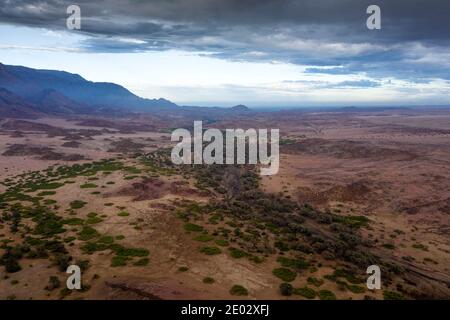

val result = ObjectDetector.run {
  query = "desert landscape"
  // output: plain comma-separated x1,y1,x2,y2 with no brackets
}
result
1,107,449,300
1,0,450,304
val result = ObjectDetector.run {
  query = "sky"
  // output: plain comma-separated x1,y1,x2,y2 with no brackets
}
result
0,0,450,107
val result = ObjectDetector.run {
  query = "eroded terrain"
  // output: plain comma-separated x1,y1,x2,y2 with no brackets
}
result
0,108,449,300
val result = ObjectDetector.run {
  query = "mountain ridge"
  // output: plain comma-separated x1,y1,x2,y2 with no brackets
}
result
0,62,178,114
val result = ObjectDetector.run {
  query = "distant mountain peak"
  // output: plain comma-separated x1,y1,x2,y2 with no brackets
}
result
231,104,250,112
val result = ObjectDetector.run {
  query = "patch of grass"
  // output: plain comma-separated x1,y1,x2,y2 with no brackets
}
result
412,243,428,251
98,236,114,244
37,191,56,196
124,166,142,174
111,256,128,267
307,276,324,287
272,268,297,282
279,283,293,296
117,211,130,217
59,288,72,299
64,236,76,243
80,183,98,189
63,218,84,226
229,285,248,296
215,239,229,246
277,256,309,270
293,286,316,299
229,247,248,259
133,258,149,266
115,235,125,240
36,182,64,190
274,241,289,252
199,246,221,255
318,290,336,300
346,284,366,294
70,200,87,209
331,214,369,228
383,290,404,300
113,246,149,257
86,215,103,224
203,277,215,284
194,234,214,242
77,226,99,241
184,223,203,232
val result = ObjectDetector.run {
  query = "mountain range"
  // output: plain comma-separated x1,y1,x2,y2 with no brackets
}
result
0,62,179,117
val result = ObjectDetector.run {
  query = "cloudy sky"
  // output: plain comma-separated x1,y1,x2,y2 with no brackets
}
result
1,0,450,107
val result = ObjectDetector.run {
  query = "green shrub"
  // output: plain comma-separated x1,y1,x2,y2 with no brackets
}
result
59,288,72,299
111,256,128,267
86,216,103,224
280,283,293,296
229,247,247,259
383,290,404,300
277,256,309,270
274,241,289,252
70,200,86,209
133,258,149,266
307,276,324,287
37,191,56,196
77,226,99,241
203,277,215,284
1,256,21,273
194,234,214,242
178,266,189,272
45,276,61,291
318,290,336,300
113,246,149,257
98,236,114,244
347,284,365,293
36,182,64,190
412,244,428,251
229,285,248,296
184,223,203,232
293,286,316,299
117,211,130,217
248,255,264,264
80,183,98,189
215,239,229,246
272,268,297,282
63,218,84,226
199,246,222,255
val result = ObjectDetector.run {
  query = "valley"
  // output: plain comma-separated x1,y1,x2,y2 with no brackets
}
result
0,108,449,300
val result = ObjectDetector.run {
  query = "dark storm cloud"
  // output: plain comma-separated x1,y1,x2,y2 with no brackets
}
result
1,0,450,80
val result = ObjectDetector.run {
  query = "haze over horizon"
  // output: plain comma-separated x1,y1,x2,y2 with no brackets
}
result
1,0,450,108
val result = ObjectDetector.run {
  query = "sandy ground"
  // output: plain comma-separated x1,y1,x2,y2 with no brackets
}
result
0,109,449,299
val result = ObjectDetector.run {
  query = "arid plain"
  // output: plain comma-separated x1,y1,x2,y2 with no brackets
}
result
0,107,449,300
